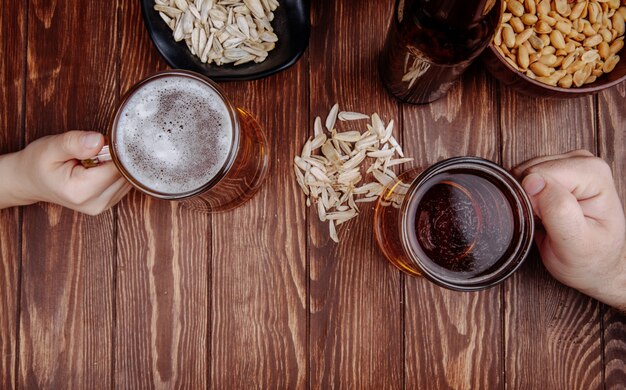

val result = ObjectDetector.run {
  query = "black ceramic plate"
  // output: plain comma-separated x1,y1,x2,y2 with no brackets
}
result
140,0,310,81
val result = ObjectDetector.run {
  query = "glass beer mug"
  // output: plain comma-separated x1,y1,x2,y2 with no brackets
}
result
374,157,534,291
84,70,269,212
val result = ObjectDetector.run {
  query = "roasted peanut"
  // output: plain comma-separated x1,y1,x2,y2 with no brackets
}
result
502,24,516,48
551,30,567,49
603,55,620,72
558,73,573,87
522,13,539,26
518,44,530,69
508,0,525,17
511,17,526,33
516,28,534,46
530,61,553,76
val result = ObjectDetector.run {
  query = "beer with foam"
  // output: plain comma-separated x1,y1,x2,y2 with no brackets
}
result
103,70,268,211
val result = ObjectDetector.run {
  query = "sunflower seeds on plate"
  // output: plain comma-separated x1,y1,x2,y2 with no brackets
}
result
155,0,279,66
293,104,414,243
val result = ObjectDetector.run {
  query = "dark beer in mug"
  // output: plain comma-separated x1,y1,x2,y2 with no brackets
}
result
374,157,534,291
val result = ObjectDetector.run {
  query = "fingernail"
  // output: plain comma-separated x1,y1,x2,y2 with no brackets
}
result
81,133,102,149
522,173,546,196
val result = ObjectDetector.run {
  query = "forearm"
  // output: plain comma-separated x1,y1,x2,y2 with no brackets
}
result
0,152,34,209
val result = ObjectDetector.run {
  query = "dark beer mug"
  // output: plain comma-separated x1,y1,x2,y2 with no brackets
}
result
374,157,534,291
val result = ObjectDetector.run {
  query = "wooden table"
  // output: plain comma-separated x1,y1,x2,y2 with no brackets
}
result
1,1,625,388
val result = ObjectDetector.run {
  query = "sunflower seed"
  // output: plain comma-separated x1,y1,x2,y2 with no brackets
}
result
332,131,361,143
259,31,278,42
372,169,394,187
367,149,395,158
389,136,404,157
329,220,339,243
159,12,172,25
353,182,382,195
355,196,379,203
293,156,308,171
175,0,189,11
301,139,312,158
317,199,326,221
313,117,324,136
338,111,370,121
310,133,327,151
386,157,414,167
340,150,364,171
355,135,378,150
326,103,339,132
337,170,361,185
371,113,385,137
310,167,331,183
155,5,183,18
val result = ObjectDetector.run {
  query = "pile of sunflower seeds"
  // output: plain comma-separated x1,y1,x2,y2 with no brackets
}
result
154,0,279,66
294,104,413,243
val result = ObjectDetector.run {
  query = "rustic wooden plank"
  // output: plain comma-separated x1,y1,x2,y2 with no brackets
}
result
402,66,503,389
0,0,25,388
211,59,308,388
308,1,403,387
114,1,210,387
115,195,210,388
501,90,602,388
597,81,626,390
19,0,118,387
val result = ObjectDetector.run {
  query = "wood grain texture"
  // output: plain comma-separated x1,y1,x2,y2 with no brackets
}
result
597,81,626,390
114,1,209,387
402,65,503,389
308,1,403,388
0,0,25,388
19,0,118,387
20,211,116,389
211,59,308,388
19,1,117,388
5,0,624,386
116,194,210,388
501,90,602,389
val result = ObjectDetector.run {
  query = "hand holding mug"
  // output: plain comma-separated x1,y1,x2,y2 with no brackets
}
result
0,130,131,215
514,150,626,311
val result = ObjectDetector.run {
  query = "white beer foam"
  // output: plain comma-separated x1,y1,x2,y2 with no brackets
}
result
115,75,233,195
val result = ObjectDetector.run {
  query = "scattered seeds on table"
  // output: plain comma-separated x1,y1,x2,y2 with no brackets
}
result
293,104,414,243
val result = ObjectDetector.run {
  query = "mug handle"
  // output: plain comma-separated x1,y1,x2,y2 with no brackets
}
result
81,145,112,168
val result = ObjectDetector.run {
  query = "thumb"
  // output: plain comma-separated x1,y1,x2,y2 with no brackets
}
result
50,131,105,161
522,172,587,244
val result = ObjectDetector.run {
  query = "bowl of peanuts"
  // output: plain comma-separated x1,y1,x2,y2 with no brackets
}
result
483,0,626,98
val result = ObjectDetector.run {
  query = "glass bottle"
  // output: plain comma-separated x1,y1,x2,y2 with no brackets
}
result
380,0,502,104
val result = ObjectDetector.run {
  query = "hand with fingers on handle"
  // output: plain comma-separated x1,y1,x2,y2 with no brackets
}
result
514,150,626,311
0,131,131,215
